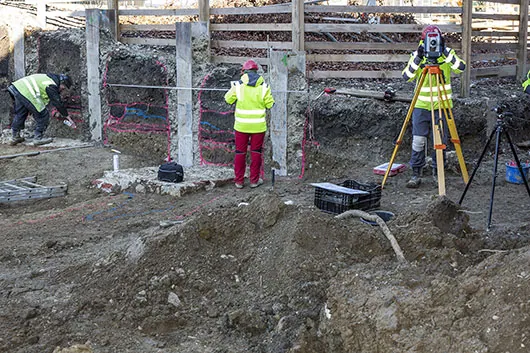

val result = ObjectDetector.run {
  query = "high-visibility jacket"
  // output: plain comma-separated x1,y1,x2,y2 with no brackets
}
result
224,72,275,133
12,74,58,113
522,71,530,94
402,41,466,110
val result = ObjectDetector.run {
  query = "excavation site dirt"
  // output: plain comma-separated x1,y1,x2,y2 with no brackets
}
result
2,8,530,353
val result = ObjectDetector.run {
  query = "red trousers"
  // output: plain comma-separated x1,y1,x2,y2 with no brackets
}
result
234,131,264,184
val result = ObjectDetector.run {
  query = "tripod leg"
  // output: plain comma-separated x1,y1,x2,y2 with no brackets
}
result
382,67,428,188
431,72,446,195
439,83,469,184
504,130,530,197
459,127,496,205
487,125,503,229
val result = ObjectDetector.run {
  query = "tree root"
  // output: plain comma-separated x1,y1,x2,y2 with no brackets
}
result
336,210,407,263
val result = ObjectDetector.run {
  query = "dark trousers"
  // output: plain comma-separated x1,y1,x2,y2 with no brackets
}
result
410,107,448,169
234,131,265,184
8,86,50,138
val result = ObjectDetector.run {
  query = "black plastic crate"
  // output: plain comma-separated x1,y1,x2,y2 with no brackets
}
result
342,180,382,210
312,180,382,215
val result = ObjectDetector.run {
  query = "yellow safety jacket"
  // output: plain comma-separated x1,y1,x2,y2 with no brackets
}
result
522,71,530,94
12,74,57,113
224,72,275,133
402,41,466,110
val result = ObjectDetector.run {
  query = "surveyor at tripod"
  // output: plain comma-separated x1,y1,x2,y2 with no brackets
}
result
402,25,466,188
7,73,73,146
224,59,275,189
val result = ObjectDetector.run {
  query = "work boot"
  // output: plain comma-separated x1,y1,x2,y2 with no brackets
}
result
250,178,264,188
406,167,422,188
9,134,25,146
31,136,53,146
235,183,244,189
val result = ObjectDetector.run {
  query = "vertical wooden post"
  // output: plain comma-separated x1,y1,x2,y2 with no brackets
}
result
460,0,472,98
37,1,46,29
13,25,25,80
517,0,529,81
107,0,120,41
270,51,288,176
86,9,103,142
292,0,304,51
198,0,210,36
175,22,193,167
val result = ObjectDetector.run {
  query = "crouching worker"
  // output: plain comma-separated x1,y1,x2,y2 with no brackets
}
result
224,60,275,189
402,25,465,188
7,73,73,146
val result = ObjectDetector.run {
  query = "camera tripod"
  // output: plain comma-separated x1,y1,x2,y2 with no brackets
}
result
382,64,469,196
458,110,530,230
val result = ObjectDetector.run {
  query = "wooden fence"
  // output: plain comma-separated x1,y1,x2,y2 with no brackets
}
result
18,0,530,97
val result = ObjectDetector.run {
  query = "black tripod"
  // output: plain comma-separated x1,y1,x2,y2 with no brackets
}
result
459,108,530,230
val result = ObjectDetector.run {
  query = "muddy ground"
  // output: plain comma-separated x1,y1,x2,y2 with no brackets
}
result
1,74,530,353
2,3,530,353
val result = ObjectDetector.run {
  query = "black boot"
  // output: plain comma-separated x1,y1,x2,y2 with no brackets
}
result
406,167,422,188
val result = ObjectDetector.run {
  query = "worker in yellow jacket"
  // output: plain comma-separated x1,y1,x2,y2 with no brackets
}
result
402,25,466,188
224,60,275,189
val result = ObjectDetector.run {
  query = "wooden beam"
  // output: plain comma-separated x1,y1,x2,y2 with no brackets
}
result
517,0,529,80
211,23,291,31
121,37,176,46
292,0,304,51
118,9,199,16
304,5,462,14
304,23,462,33
198,0,210,37
308,70,403,79
85,9,103,142
107,0,120,40
306,53,410,62
13,25,25,80
270,51,288,176
212,40,292,50
175,22,193,167
460,0,472,98
306,41,427,50
37,1,46,28
211,56,269,65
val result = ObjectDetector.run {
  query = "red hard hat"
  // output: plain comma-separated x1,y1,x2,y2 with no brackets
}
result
242,59,258,71
421,25,442,40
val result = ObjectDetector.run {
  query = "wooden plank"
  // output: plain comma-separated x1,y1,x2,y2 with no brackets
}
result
176,22,193,167
270,50,288,176
306,41,429,50
473,31,518,37
304,5,462,14
107,0,119,40
121,24,182,31
37,1,46,28
471,53,517,61
461,0,472,97
472,13,519,21
13,24,25,80
198,0,210,38
470,65,516,78
46,10,86,17
86,9,103,142
121,37,176,46
211,23,291,31
304,23,462,33
211,6,291,15
211,40,292,50
308,70,403,79
479,0,519,4
517,0,529,80
118,9,199,16
306,53,410,62
292,0,303,51
211,56,269,65
473,42,518,50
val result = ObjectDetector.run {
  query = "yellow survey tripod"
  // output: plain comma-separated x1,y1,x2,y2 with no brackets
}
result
381,63,469,196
